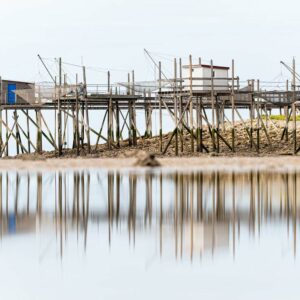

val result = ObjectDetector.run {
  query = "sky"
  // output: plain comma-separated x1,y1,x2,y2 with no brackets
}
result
0,0,300,85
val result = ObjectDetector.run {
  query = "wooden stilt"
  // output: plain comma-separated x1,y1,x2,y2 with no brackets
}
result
5,109,8,157
108,90,113,150
26,109,31,153
58,57,62,156
13,110,20,155
249,80,253,149
285,80,289,141
292,58,297,154
128,99,133,147
210,60,216,151
159,61,163,153
189,55,194,152
115,99,120,148
174,58,178,156
231,59,235,152
36,109,42,154
0,107,2,156
179,58,184,153
132,70,137,146
256,80,260,153
83,66,91,153
199,96,203,152
75,73,80,155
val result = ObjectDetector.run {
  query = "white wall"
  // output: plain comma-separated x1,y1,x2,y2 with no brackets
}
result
182,66,229,91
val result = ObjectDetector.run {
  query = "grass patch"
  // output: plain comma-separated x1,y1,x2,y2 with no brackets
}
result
261,114,300,121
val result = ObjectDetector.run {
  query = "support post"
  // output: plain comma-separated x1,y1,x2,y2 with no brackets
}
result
5,109,8,156
132,70,137,146
36,109,43,154
108,89,113,150
285,80,289,142
179,58,184,153
76,74,80,156
174,58,178,156
210,59,216,151
292,58,297,154
159,61,163,153
58,57,62,156
189,55,194,152
83,66,91,153
26,109,31,153
231,59,235,152
115,99,120,147
256,80,260,153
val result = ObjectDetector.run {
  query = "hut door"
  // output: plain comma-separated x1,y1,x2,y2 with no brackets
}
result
7,83,16,104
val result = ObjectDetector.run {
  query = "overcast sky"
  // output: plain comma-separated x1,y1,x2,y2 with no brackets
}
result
0,0,299,85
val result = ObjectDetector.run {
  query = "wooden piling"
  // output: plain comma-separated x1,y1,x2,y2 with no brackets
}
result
26,109,31,153
189,55,194,152
159,61,163,153
256,80,260,153
210,59,216,151
75,74,80,155
5,109,8,157
58,58,62,156
115,99,120,148
132,70,137,146
292,58,297,154
36,109,42,154
83,66,91,153
108,89,113,150
231,59,235,152
174,58,178,156
179,58,184,153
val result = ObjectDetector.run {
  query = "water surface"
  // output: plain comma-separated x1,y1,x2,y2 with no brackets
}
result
0,169,299,300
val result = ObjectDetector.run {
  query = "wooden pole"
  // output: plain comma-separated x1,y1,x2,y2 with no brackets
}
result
256,80,260,153
292,57,297,154
0,77,2,156
26,109,31,153
127,73,133,146
199,96,203,152
249,80,253,149
174,58,178,156
216,95,220,153
211,59,216,151
115,99,120,147
5,109,8,156
159,61,163,153
36,109,42,154
231,59,235,152
58,57,62,156
83,66,91,153
189,55,194,152
107,71,110,93
76,74,80,156
285,80,289,142
132,70,137,146
179,58,184,152
13,110,20,155
108,89,113,150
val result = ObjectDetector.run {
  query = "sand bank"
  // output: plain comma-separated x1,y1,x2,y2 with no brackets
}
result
0,156,299,173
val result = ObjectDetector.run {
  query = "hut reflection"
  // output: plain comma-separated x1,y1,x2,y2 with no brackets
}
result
0,169,298,260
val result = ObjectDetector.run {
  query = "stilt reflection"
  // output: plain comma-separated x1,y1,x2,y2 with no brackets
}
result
0,170,299,260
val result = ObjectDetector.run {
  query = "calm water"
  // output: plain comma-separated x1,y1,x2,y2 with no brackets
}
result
0,169,299,300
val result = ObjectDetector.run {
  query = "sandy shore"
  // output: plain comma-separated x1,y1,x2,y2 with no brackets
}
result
0,156,299,173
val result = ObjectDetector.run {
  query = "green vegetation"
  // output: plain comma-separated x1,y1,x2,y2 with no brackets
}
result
261,114,300,121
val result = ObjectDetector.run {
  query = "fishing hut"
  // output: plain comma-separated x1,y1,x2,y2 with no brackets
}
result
0,52,299,158
0,79,35,104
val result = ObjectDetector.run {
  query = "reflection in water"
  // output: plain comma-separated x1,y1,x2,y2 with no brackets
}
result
0,170,299,260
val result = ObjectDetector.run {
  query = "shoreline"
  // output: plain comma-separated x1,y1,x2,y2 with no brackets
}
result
0,155,299,173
